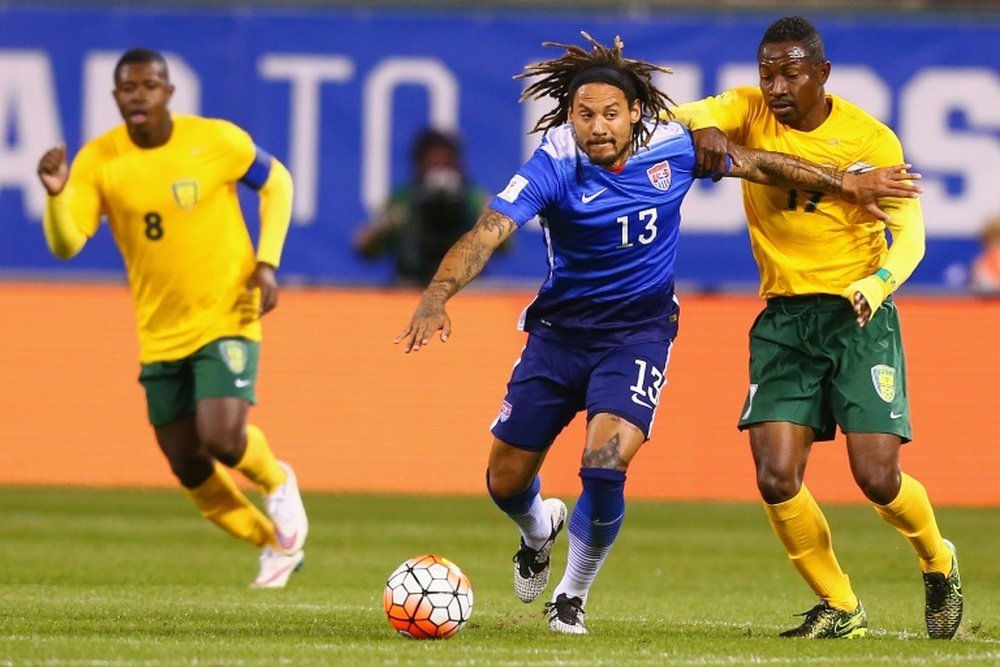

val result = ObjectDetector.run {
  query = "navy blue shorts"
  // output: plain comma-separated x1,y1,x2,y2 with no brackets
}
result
490,334,674,451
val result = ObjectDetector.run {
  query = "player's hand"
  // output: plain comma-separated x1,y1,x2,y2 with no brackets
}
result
37,144,69,196
395,296,451,353
841,274,888,327
691,127,733,181
247,262,279,316
841,164,923,222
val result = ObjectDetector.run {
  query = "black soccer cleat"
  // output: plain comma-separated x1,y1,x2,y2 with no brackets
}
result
544,593,587,635
779,600,868,639
924,538,963,639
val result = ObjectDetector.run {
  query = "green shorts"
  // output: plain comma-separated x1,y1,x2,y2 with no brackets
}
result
138,337,259,427
737,295,911,442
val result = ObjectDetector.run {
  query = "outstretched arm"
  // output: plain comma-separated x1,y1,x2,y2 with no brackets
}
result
722,140,923,222
395,206,517,353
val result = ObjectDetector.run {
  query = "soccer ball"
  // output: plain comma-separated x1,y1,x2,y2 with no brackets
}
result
383,554,473,639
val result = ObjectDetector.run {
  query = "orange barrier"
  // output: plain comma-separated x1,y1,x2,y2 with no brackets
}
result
1,283,997,506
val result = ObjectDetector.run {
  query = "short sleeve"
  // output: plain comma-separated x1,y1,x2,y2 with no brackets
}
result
488,149,562,226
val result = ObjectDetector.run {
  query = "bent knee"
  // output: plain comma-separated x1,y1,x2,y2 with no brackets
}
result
169,455,215,489
486,468,534,499
854,468,901,505
756,468,802,504
199,424,246,466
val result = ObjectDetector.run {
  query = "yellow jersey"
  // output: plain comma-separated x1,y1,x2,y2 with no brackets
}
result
676,87,924,299
61,114,265,362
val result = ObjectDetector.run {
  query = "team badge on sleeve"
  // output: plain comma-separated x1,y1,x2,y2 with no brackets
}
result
497,175,529,203
219,340,248,375
646,161,672,191
172,180,200,209
870,364,896,403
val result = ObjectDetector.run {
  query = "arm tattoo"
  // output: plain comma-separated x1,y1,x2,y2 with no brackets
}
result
732,146,845,193
582,433,627,469
424,208,515,303
478,207,516,240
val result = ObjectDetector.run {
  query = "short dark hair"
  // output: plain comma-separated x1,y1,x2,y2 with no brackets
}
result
759,16,826,64
113,48,169,84
412,128,462,164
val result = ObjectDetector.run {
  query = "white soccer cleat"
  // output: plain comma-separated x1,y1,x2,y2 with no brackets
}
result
265,461,308,554
513,497,568,603
251,547,305,589
544,593,588,635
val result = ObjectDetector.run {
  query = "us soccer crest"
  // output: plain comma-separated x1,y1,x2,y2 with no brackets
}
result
646,161,672,191
219,340,248,375
498,399,512,423
870,364,896,403
172,180,200,210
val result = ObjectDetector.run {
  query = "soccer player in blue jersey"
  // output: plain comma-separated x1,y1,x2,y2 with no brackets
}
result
396,32,921,634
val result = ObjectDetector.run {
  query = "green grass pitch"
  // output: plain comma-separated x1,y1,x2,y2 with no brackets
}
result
1,487,997,665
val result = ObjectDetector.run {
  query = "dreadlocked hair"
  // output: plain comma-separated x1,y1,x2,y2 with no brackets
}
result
515,31,675,152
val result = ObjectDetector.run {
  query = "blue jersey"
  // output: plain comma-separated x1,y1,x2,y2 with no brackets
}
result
490,120,698,347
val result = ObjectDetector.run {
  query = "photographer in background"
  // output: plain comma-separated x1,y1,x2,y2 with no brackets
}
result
354,128,491,286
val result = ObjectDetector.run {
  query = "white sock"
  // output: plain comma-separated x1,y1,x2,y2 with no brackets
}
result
510,494,551,549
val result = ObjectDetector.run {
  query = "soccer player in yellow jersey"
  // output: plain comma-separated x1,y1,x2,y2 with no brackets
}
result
36,48,308,588
671,16,963,639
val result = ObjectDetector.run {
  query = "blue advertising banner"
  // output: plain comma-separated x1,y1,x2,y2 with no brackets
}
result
1,6,998,289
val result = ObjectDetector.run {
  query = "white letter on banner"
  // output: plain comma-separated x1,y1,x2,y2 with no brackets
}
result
83,52,199,141
259,55,355,225
0,50,62,219
900,68,1000,236
363,58,458,213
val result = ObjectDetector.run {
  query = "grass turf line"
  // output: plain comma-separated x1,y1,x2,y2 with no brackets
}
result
0,487,997,666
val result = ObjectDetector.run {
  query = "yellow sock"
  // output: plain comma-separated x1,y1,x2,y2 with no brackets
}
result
764,485,858,611
234,424,287,495
872,472,950,574
184,463,275,548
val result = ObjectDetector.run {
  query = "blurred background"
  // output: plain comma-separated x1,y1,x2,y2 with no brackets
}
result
1,0,998,505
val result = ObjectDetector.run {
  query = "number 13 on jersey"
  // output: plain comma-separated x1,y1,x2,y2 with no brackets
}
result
617,207,659,249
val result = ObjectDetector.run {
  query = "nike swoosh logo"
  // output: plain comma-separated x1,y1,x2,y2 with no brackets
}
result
235,378,251,388
259,560,298,586
630,394,653,409
890,411,904,419
834,618,861,635
581,188,607,203
592,512,625,527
